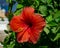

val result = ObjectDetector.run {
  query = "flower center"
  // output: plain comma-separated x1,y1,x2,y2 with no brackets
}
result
28,22,32,27
27,22,32,27
25,20,33,27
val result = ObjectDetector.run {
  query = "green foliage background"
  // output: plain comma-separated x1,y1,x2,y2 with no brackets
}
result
3,0,60,48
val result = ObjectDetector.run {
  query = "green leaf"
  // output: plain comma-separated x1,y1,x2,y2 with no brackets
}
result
47,0,52,4
41,0,47,3
39,5,47,16
10,0,12,3
14,9,22,15
6,0,9,2
49,10,54,15
6,0,12,3
11,32,16,39
54,11,60,18
46,24,51,29
17,4,23,9
51,33,60,41
46,15,53,22
54,10,60,22
55,17,60,22
44,27,49,34
4,36,10,44
8,13,13,21
39,46,48,48
54,1,58,8
51,27,57,34
7,41,15,48
48,22,57,26
34,0,39,7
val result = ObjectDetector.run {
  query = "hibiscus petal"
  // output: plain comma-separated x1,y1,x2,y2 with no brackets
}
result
17,28,30,43
31,14,46,32
22,7,34,20
10,16,27,32
28,30,40,44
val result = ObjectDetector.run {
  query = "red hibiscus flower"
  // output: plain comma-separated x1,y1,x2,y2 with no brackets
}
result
10,7,46,44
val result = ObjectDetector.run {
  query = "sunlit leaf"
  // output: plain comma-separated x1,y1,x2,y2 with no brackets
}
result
51,27,57,34
51,33,60,41
46,15,53,22
17,4,23,9
48,22,57,26
39,5,47,16
6,0,12,3
54,11,60,22
44,27,49,34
